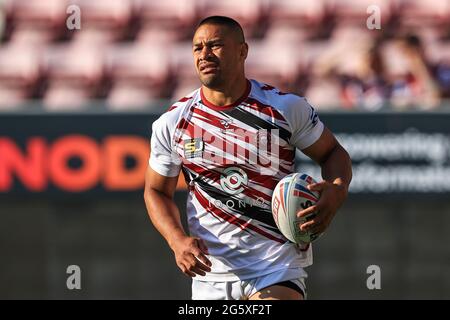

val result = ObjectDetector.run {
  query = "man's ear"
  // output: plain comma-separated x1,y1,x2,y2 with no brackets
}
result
241,42,249,60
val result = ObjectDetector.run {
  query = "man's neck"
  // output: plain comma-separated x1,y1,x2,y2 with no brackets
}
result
201,76,248,107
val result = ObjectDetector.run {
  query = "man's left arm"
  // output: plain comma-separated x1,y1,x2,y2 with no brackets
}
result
297,127,352,235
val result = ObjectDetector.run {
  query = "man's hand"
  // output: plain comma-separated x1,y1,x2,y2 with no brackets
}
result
144,166,212,278
296,181,348,236
170,236,212,277
299,127,352,238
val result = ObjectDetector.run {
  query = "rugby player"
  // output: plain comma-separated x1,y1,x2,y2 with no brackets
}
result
144,16,352,300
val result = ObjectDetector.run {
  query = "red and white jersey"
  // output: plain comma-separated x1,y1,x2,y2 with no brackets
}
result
149,79,324,281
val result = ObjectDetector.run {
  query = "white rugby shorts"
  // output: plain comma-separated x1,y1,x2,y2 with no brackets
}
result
192,268,307,300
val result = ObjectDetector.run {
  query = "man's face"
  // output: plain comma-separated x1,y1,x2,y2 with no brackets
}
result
193,24,247,89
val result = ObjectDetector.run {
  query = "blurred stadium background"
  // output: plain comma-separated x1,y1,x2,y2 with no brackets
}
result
1,0,450,299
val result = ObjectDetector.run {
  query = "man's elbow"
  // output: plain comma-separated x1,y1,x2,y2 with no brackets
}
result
340,145,353,182
143,188,149,204
326,144,353,177
144,185,172,205
144,186,159,218
320,142,347,166
143,183,154,206
341,145,352,166
143,190,151,211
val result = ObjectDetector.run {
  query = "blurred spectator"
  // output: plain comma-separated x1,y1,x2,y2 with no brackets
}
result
434,59,450,98
310,26,388,110
340,40,389,111
384,34,440,110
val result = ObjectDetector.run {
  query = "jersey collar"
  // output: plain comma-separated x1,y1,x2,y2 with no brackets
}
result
200,79,251,111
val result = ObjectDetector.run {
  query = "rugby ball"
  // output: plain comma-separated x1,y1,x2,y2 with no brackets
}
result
271,173,321,244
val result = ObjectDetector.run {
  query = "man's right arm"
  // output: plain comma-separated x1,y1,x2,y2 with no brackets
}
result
143,165,211,277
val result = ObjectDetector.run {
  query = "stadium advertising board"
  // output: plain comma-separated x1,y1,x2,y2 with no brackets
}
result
1,111,449,195
301,112,450,194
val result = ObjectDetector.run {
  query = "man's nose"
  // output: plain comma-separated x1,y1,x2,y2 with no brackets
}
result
199,46,213,60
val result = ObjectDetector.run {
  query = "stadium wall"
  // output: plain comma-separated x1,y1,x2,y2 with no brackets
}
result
1,110,449,299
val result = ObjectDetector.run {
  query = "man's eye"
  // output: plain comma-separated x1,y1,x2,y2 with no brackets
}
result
194,47,201,52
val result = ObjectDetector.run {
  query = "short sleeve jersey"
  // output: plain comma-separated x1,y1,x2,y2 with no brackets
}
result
150,79,324,281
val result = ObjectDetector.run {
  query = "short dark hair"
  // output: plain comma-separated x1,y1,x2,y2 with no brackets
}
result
196,16,245,43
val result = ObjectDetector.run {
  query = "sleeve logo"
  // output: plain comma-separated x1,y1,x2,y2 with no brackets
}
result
310,106,319,126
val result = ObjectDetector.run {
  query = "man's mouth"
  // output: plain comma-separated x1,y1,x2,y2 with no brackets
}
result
200,63,218,74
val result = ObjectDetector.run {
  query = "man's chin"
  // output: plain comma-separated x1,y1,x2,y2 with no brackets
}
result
199,74,223,89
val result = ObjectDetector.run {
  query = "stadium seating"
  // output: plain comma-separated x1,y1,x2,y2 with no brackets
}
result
397,0,450,27
267,0,326,27
5,0,67,44
106,43,173,109
246,40,304,92
200,0,263,38
42,43,104,109
70,0,133,44
0,43,41,108
0,0,448,110
135,0,198,36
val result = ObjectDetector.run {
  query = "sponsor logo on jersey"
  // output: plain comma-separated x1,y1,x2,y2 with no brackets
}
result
183,138,204,158
220,167,248,195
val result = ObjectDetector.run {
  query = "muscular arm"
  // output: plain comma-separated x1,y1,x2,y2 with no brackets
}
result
144,165,211,277
298,127,352,234
303,127,352,195
144,166,185,248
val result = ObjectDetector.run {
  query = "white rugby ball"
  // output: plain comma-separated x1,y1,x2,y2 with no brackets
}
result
271,173,321,244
